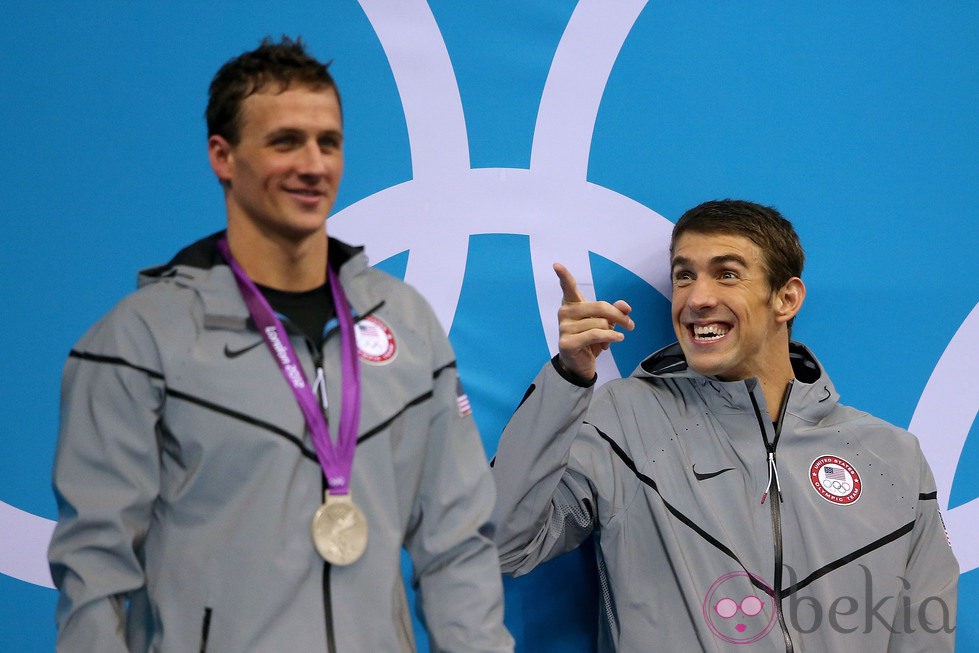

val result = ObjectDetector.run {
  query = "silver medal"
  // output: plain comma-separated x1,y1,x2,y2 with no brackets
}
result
311,492,368,565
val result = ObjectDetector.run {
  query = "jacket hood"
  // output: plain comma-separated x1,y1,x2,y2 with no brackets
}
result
137,231,365,287
633,340,839,420
134,231,367,331
635,341,821,383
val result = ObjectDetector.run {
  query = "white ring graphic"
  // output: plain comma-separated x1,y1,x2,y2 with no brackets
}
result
0,501,55,588
909,301,979,573
332,0,670,391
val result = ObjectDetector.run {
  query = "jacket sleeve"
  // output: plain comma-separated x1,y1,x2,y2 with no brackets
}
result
887,443,959,651
490,357,602,576
402,313,514,653
48,303,165,652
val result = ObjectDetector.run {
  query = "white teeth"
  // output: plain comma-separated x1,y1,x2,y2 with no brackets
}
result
693,324,728,340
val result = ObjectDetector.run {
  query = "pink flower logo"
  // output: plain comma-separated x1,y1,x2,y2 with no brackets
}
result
703,571,777,644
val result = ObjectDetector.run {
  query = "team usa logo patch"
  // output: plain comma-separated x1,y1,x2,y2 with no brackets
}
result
355,316,397,364
810,455,862,505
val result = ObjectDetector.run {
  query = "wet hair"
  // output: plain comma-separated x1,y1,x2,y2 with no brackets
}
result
206,36,340,144
670,199,805,293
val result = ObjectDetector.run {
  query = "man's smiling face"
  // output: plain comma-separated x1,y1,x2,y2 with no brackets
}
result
209,84,344,245
671,231,789,381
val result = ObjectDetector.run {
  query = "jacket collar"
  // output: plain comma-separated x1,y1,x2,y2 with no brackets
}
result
137,231,369,331
634,340,840,424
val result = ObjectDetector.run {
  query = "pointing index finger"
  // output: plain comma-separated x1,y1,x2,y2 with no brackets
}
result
553,262,585,304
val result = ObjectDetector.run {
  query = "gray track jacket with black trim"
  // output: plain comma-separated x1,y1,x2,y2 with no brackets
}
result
49,233,513,653
492,342,957,651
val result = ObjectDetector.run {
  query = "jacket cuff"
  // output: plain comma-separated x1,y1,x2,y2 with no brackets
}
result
550,354,597,388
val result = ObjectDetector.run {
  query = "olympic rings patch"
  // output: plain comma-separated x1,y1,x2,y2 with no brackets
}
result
809,455,862,505
355,315,397,364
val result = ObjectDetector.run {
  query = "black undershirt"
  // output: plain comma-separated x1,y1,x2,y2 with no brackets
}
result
257,282,336,345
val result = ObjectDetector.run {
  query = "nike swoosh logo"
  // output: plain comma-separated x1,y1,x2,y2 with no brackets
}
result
692,464,736,481
223,341,264,359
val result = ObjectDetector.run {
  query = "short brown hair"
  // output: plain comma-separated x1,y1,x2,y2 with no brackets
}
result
670,199,805,293
206,36,340,144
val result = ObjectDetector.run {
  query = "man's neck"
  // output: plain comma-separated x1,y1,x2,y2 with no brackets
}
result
743,338,796,423
225,221,329,292
759,375,794,423
755,353,796,423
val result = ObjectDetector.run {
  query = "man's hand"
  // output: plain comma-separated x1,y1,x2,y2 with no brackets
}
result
554,262,634,382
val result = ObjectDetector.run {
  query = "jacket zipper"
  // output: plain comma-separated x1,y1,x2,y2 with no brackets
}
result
323,551,337,653
262,302,342,652
309,342,337,653
198,607,212,653
750,380,795,653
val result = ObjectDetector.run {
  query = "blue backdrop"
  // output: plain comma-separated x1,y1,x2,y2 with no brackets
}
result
1,1,976,650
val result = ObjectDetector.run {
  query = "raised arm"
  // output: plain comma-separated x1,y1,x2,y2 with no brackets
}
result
490,264,633,573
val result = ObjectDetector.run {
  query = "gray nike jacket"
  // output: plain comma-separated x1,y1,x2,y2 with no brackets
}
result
49,233,513,652
492,342,957,651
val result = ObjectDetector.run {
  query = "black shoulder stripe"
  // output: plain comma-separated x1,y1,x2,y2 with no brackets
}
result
165,388,319,462
69,350,164,380
165,381,436,462
782,520,915,598
919,491,938,501
354,300,385,323
358,390,434,444
587,422,769,594
516,383,536,411
433,361,458,379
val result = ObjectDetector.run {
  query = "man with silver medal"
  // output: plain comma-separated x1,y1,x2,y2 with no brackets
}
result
49,37,513,652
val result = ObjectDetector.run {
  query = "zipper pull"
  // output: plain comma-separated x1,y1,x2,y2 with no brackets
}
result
312,366,329,411
762,451,783,504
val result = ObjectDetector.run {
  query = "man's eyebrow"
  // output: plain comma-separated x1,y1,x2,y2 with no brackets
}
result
265,127,302,140
670,253,749,269
671,255,692,270
263,127,343,142
709,253,749,268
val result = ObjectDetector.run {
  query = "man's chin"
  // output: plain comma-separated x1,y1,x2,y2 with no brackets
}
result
682,349,731,379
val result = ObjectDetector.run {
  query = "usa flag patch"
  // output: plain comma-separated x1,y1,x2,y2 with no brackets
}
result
456,378,472,416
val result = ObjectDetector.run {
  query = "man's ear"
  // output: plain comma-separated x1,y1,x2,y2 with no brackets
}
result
773,277,806,325
208,135,233,185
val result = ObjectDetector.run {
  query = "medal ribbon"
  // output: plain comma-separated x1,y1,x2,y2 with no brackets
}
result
217,237,361,495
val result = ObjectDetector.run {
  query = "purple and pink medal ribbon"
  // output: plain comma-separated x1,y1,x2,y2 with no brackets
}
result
217,237,361,496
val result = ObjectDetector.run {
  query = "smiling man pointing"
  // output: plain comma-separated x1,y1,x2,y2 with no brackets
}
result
491,199,957,651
